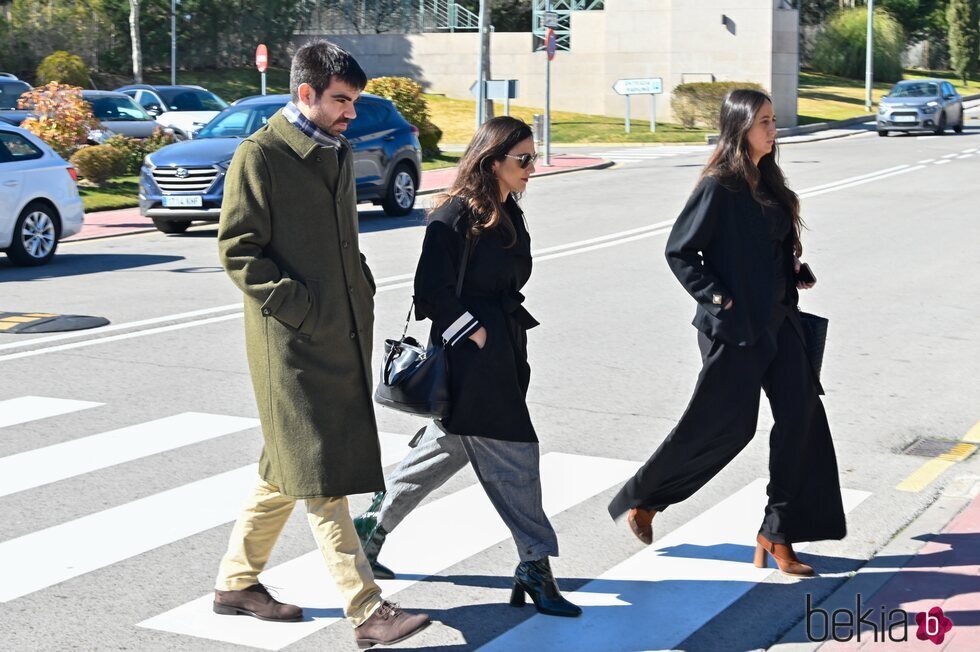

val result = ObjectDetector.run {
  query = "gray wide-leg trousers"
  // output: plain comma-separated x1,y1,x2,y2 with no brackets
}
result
378,421,559,562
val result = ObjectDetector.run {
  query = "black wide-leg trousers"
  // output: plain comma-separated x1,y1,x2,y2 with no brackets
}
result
608,310,846,544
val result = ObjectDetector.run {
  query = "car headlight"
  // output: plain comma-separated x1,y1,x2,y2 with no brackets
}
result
143,156,156,170
922,101,939,113
878,105,887,115
216,159,232,170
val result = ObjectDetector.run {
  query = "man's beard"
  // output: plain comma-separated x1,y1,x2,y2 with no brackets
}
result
310,109,349,136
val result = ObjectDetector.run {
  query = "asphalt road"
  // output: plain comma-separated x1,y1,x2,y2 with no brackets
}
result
1,113,978,651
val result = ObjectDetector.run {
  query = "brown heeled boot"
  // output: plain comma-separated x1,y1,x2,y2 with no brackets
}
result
627,507,657,545
753,533,815,577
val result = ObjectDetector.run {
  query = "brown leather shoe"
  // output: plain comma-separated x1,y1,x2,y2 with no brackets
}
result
627,507,656,545
213,583,303,622
753,533,815,577
354,601,430,649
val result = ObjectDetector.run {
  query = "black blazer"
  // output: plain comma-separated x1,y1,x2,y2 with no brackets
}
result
665,176,799,347
413,195,540,442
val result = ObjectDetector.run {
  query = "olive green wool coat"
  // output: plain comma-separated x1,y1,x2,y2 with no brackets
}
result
217,112,384,498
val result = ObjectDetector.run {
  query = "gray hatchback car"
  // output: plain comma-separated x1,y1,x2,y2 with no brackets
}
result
877,79,964,136
82,90,161,143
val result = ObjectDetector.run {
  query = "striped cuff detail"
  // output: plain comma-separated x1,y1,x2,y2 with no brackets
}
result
443,311,480,346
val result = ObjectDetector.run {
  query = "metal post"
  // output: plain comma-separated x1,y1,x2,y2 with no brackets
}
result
545,54,551,165
650,95,656,132
476,0,487,128
865,0,874,111
170,0,176,85
625,96,631,134
261,72,266,96
505,96,510,116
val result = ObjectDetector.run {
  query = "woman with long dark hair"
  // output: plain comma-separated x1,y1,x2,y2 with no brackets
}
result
354,116,581,617
608,89,846,576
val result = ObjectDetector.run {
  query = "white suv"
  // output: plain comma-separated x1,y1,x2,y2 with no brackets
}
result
115,85,228,140
0,123,84,266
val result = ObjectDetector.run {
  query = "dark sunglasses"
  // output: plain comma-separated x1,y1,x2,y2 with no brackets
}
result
503,152,540,169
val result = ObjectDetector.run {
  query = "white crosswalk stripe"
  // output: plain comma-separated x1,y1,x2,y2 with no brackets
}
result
479,479,870,651
138,452,638,650
0,412,258,498
0,395,102,429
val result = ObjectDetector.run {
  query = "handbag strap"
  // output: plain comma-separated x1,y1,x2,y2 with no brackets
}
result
455,234,474,298
398,233,475,341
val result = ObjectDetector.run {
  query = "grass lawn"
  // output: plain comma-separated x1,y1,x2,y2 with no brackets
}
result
422,152,462,170
798,69,980,125
79,176,140,212
424,94,712,145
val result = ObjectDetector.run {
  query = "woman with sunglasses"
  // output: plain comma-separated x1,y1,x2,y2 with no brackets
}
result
354,116,580,618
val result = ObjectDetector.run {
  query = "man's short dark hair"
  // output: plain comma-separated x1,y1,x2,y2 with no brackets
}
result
290,41,368,102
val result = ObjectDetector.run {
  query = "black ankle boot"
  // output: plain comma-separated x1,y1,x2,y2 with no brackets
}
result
353,491,396,580
510,558,581,618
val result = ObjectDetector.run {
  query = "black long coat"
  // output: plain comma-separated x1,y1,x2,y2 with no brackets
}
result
665,175,802,348
414,195,540,442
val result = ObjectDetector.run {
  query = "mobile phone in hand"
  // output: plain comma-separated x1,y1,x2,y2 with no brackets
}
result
796,262,816,285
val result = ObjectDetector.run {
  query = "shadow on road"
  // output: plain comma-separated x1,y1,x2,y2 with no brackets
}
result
0,253,184,281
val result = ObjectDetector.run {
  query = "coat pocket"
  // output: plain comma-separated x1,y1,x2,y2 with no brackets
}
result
297,279,320,339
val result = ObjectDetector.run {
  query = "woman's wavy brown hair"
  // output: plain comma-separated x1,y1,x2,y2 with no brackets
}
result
432,116,533,247
700,89,805,255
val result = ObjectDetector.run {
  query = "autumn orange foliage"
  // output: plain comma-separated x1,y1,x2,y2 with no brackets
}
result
17,82,98,158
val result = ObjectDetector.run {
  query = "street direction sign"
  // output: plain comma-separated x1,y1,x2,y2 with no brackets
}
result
470,80,519,100
613,78,663,95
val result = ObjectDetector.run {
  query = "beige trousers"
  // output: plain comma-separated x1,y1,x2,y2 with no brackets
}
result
215,478,382,626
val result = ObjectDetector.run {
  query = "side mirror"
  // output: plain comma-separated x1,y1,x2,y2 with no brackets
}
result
147,106,161,117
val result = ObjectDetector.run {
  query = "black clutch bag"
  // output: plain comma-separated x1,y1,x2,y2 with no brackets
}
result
374,235,474,419
798,311,829,379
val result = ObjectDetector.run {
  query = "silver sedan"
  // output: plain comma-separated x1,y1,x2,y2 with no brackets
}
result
877,79,964,136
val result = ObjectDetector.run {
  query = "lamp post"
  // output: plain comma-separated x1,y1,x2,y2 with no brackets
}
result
865,0,874,111
170,0,177,85
476,0,487,127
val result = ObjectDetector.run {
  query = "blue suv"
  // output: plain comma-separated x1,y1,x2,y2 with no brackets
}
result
139,93,422,233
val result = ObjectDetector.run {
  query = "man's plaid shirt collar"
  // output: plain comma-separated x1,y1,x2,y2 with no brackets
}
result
282,101,342,149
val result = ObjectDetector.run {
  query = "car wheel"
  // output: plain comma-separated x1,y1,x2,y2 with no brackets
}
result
6,202,60,266
878,129,888,137
953,113,964,133
381,163,417,217
933,112,946,135
152,218,191,234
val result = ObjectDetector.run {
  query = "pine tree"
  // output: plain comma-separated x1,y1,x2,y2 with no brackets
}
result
947,0,979,84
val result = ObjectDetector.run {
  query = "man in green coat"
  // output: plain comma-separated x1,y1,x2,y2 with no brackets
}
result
212,41,429,648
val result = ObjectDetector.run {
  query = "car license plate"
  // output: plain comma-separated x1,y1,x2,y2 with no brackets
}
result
163,195,203,208
893,115,917,123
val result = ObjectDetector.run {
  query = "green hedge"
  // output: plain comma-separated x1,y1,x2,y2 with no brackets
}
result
365,76,442,156
811,7,905,83
70,145,129,185
35,51,91,88
671,81,767,129
104,131,176,175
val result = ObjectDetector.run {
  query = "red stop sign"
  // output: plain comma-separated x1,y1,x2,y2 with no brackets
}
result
255,44,268,73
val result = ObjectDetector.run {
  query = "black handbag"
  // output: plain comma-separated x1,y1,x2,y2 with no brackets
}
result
798,311,829,379
374,236,474,419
